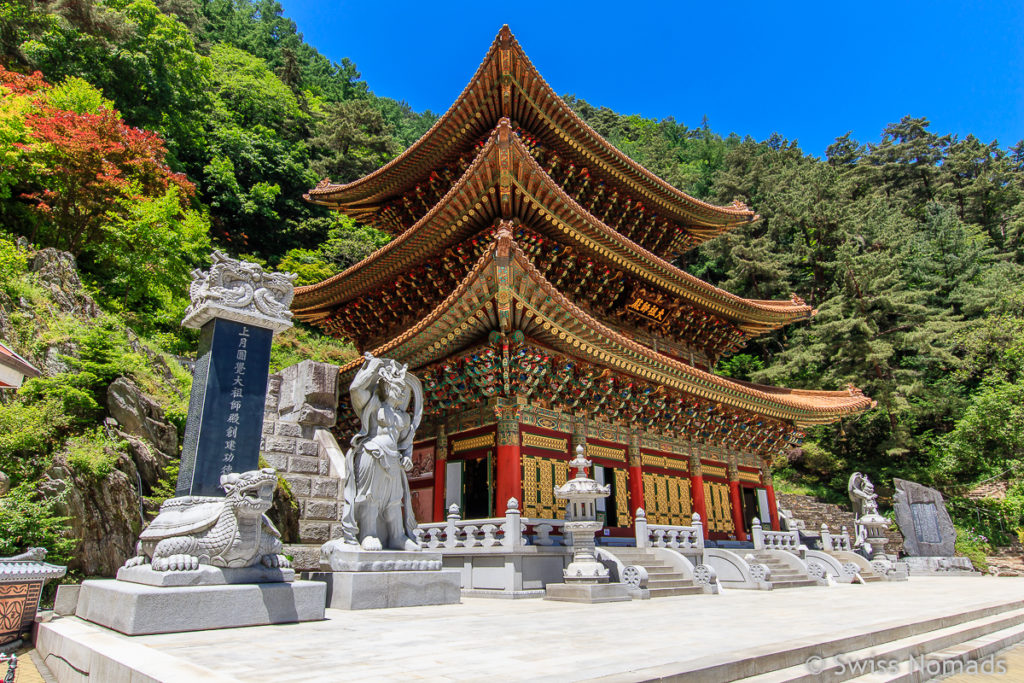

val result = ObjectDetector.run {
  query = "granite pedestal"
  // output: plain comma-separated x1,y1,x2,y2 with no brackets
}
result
116,564,295,586
544,582,632,604
74,578,325,635
904,555,977,576
310,546,460,610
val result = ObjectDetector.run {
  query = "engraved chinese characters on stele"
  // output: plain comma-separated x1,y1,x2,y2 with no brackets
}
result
910,502,942,544
176,319,273,496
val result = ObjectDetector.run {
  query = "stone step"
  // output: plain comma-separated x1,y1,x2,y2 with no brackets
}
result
731,603,1024,682
845,621,1024,682
768,579,819,589
648,586,704,598
648,578,690,587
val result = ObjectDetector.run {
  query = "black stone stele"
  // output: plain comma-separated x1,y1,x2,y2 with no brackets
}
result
176,318,273,496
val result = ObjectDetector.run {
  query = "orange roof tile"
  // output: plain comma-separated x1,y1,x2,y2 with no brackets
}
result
336,226,874,426
305,26,756,251
294,120,810,338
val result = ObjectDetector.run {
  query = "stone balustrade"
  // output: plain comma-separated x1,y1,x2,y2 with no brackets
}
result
634,508,705,553
751,517,803,553
819,523,853,552
415,498,568,550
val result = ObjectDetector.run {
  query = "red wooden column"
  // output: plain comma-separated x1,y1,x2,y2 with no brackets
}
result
727,458,747,541
688,447,708,536
762,459,780,531
432,426,447,522
627,431,644,522
494,405,521,516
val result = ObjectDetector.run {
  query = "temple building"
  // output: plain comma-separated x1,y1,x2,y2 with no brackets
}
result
291,26,874,541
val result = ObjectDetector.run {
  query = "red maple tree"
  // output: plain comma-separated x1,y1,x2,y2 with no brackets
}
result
2,65,194,254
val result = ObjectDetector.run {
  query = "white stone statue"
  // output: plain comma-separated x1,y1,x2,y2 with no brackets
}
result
181,250,296,332
124,468,289,571
339,352,423,551
848,471,879,517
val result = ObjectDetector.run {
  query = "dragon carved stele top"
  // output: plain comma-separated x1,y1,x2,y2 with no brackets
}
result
181,250,297,333
125,468,289,572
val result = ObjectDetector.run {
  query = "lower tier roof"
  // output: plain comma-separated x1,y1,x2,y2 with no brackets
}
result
334,224,874,443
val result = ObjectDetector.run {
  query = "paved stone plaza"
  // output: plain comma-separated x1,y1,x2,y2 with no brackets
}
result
38,577,1024,681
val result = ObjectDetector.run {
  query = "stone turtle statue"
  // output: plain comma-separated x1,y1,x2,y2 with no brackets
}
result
125,468,290,571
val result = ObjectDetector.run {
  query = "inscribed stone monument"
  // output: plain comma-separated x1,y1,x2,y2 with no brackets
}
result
59,253,327,635
176,251,295,496
892,478,956,557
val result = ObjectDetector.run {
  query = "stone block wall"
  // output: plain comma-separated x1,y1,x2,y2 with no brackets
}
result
778,493,905,553
260,360,344,546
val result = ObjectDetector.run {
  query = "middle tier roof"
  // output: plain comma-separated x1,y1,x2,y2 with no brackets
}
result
293,120,812,362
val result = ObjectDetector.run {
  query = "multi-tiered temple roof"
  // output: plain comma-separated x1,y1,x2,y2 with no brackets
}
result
293,26,873,456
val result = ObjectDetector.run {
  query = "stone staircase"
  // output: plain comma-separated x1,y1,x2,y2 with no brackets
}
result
729,599,1024,682
606,547,704,597
748,551,818,589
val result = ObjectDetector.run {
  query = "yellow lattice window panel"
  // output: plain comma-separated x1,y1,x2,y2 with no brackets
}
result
703,480,735,535
522,455,568,519
614,468,630,526
641,472,691,526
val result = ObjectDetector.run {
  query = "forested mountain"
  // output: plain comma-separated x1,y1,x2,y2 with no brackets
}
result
1,0,1022,567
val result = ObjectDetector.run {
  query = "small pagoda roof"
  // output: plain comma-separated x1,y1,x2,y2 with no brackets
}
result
335,226,874,427
305,26,756,252
293,120,810,341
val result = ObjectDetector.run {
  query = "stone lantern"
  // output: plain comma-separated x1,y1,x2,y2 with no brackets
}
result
544,445,631,603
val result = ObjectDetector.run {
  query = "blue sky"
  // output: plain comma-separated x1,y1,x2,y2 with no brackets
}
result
278,1,1024,157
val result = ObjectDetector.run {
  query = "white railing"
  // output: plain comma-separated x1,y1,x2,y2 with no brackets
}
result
751,517,803,552
634,508,705,553
414,498,567,550
819,523,853,552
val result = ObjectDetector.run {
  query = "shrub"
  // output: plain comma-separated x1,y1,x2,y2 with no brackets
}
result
954,526,992,573
0,482,74,563
64,428,125,480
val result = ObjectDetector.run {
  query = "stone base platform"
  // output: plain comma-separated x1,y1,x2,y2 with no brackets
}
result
905,555,978,575
116,564,295,586
73,578,325,635
544,581,632,604
306,569,461,610
33,578,1024,682
317,544,441,572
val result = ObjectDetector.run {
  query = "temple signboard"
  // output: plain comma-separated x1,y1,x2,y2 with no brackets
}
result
624,295,669,323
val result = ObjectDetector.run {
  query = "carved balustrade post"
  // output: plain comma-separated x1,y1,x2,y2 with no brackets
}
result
751,517,765,550
634,507,649,549
503,497,523,549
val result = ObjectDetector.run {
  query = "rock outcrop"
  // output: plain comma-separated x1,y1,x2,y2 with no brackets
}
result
40,453,143,576
30,248,100,318
107,378,178,461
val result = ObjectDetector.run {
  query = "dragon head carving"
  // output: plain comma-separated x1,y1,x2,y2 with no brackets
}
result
220,468,277,517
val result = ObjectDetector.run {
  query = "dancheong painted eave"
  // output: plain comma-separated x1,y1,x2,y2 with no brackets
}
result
303,25,757,254
330,226,875,429
292,120,811,345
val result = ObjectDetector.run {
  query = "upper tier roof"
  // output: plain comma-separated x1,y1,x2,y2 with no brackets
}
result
293,120,811,354
304,25,757,256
